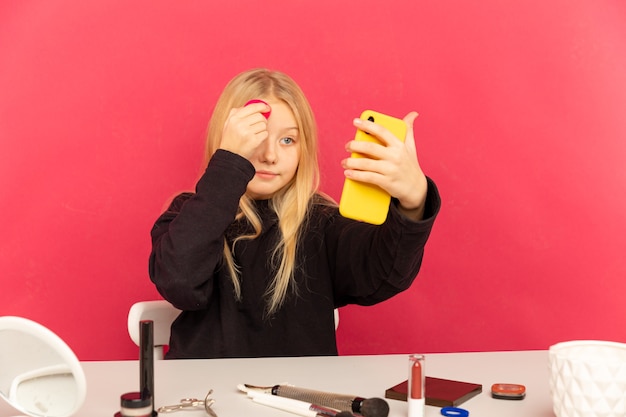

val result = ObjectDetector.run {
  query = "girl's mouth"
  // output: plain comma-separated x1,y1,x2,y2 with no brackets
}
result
255,170,278,179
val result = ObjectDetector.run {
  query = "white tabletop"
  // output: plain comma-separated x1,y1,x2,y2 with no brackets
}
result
0,351,555,417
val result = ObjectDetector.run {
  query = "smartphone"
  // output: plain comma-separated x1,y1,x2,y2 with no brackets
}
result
339,110,407,225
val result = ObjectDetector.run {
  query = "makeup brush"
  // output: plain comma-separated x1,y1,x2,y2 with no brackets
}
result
244,384,389,417
273,384,388,417
249,392,357,417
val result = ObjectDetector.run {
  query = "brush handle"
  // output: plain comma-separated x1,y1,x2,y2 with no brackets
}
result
274,385,359,413
252,394,319,417
139,320,154,406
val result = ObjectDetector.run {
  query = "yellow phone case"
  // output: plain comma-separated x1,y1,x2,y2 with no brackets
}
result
339,110,407,225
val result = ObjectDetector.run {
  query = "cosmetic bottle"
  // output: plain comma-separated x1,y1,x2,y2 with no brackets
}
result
114,392,153,417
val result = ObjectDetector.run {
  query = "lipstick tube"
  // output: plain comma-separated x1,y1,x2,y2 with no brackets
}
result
408,354,425,417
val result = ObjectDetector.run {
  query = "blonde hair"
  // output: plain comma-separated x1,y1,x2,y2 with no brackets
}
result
205,68,320,315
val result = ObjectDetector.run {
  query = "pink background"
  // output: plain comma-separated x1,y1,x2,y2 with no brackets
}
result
1,1,625,360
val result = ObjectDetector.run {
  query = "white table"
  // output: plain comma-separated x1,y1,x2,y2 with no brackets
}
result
0,351,555,417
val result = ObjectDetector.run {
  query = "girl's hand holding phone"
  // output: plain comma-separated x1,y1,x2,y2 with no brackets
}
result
341,111,428,222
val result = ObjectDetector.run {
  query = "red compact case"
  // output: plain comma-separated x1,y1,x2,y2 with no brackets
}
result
491,383,526,400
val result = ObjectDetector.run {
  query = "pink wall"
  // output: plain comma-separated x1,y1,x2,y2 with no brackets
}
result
1,1,625,360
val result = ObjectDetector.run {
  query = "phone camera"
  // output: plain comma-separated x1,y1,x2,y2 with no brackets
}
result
367,116,375,122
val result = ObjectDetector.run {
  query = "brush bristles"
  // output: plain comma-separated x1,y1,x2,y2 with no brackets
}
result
360,397,390,417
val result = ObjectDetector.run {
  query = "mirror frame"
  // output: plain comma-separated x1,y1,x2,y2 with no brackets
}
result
0,316,87,417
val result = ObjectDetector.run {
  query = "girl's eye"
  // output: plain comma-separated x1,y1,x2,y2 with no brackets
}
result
280,137,295,145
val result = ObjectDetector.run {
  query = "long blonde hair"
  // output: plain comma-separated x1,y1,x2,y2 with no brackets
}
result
205,68,320,315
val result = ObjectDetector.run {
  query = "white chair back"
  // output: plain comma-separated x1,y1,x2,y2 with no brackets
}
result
127,300,181,360
128,300,339,359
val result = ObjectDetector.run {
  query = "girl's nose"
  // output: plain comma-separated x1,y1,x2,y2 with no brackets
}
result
259,139,277,164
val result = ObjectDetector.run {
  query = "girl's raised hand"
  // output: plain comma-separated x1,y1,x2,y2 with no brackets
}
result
219,102,271,160
342,111,428,221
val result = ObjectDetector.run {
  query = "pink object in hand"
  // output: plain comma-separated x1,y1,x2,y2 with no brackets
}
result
245,99,271,119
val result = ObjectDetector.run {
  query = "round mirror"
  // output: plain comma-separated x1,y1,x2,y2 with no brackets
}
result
0,316,86,417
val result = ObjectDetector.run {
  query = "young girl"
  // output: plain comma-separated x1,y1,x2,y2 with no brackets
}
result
149,68,441,359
